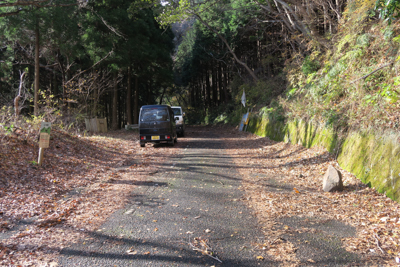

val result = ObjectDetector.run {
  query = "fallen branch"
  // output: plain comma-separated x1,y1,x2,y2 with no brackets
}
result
350,60,395,84
270,236,281,245
188,237,222,263
374,234,385,254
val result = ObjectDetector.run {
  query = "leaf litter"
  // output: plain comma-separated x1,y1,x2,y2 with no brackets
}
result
222,126,400,266
0,129,172,266
1,125,400,266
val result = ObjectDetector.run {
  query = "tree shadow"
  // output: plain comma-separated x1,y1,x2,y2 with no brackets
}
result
58,230,278,266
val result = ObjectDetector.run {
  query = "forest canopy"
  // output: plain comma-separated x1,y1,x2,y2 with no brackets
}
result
0,0,174,130
1,0,400,130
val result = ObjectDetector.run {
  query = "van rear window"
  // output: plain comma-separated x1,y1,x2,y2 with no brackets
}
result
140,108,169,122
172,108,182,115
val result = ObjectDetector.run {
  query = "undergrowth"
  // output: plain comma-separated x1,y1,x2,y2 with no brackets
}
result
280,1,400,133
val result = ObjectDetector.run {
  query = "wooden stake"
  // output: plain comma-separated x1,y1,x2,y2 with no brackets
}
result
38,147,44,166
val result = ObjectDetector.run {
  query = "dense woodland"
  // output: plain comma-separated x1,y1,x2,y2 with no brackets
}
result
1,0,400,131
1,0,174,130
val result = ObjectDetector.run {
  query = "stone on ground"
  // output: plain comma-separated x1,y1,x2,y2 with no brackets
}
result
323,165,344,192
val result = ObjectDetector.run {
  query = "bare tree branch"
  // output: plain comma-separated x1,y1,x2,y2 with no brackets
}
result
14,71,26,118
350,61,395,84
188,10,259,82
64,49,114,86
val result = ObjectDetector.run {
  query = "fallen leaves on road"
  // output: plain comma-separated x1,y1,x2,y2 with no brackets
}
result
0,129,173,266
2,125,399,266
223,126,400,266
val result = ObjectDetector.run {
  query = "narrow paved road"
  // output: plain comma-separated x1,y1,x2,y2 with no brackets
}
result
59,127,270,266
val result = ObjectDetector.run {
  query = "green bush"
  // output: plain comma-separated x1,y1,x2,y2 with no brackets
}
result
301,56,320,75
259,100,285,122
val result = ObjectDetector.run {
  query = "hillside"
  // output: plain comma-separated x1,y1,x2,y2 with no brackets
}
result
281,1,400,132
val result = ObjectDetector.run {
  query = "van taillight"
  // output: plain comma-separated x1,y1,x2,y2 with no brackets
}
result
166,135,171,139
141,136,145,140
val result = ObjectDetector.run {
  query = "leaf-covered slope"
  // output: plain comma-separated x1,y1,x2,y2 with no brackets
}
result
282,1,400,132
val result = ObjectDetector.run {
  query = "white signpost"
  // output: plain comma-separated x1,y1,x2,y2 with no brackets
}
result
38,122,51,166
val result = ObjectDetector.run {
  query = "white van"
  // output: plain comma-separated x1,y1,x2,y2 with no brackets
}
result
171,106,185,137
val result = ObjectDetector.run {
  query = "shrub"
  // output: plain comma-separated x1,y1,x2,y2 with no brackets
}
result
301,56,320,75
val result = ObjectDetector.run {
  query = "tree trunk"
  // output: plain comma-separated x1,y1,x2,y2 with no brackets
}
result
159,87,166,105
190,79,195,106
205,67,211,107
34,19,40,116
201,69,206,106
212,64,218,106
112,72,118,130
223,66,229,103
126,66,132,124
218,62,224,104
14,72,26,118
134,75,139,124
192,12,259,82
147,79,153,104
93,80,98,118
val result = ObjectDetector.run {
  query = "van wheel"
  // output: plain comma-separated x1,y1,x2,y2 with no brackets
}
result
140,143,145,147
181,131,184,137
169,140,175,146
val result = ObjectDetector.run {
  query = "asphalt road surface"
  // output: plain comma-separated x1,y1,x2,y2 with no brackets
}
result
58,127,271,266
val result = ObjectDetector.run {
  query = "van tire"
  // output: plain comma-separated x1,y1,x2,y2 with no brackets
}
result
140,143,145,147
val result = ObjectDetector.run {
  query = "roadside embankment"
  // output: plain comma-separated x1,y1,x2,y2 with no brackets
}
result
247,114,400,202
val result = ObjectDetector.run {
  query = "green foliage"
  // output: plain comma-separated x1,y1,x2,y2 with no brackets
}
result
365,81,399,104
0,106,13,125
185,107,205,125
204,104,235,125
286,88,298,99
356,34,371,48
375,0,400,24
322,109,340,127
280,0,400,133
3,124,15,135
301,56,320,75
259,100,285,123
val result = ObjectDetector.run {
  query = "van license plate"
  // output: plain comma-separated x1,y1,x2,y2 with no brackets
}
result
151,136,160,140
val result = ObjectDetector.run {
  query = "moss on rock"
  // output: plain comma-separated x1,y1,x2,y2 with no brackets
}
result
247,113,400,202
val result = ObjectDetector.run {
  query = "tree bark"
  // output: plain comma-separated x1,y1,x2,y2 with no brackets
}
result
191,12,259,82
223,64,228,103
190,79,195,106
34,18,40,116
14,72,26,118
134,75,138,124
126,65,132,124
93,79,98,117
205,67,211,107
159,87,166,105
218,62,223,104
112,72,118,130
212,64,218,106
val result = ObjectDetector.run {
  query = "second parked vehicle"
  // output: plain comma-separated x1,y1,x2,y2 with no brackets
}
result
171,106,185,137
139,105,177,147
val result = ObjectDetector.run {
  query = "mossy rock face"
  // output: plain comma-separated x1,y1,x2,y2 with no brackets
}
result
246,114,400,202
338,133,400,200
247,114,285,141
